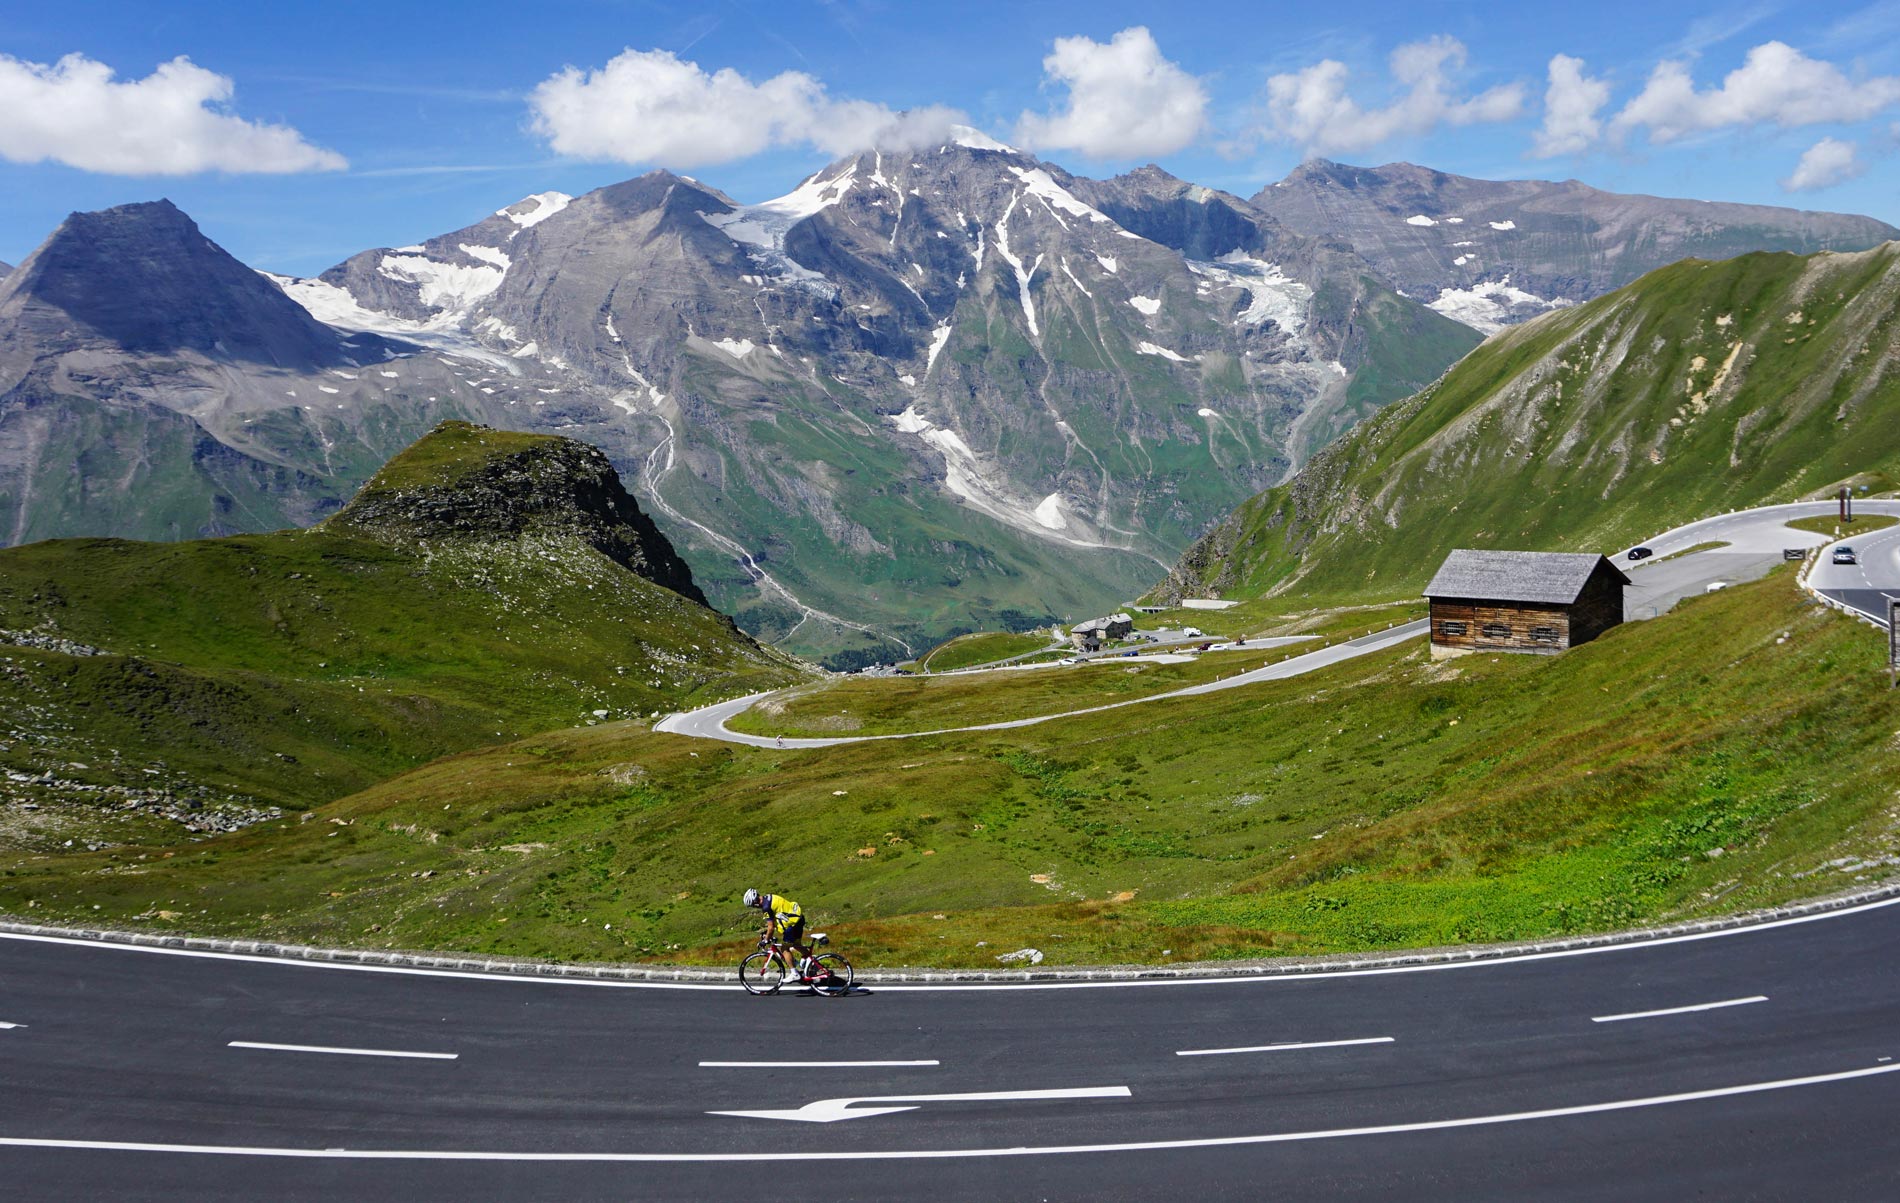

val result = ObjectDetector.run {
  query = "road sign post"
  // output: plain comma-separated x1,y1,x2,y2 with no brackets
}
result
1890,598,1899,689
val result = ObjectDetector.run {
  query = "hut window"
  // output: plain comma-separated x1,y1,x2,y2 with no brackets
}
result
1480,622,1511,640
1529,626,1560,644
1438,620,1468,637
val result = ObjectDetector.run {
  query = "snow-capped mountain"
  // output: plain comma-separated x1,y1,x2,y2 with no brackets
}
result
259,129,1479,662
6,139,1892,665
1251,159,1900,334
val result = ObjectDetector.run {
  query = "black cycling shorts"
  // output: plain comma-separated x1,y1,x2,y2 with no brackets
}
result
780,918,807,946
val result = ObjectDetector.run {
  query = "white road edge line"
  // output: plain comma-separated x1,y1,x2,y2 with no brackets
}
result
699,1060,940,1068
0,1063,1893,1161
5,892,1900,994
227,1041,457,1061
1592,995,1768,1024
1177,1036,1393,1056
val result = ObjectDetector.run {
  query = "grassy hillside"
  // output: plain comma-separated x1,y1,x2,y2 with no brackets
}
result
0,423,805,832
7,567,1896,967
1155,244,1900,605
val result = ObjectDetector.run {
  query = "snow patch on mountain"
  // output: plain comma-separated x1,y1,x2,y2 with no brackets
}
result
702,167,854,293
1129,294,1161,316
501,192,570,229
888,406,1108,549
376,253,504,311
1137,341,1190,362
459,244,510,269
994,195,1043,340
1006,166,1111,226
925,322,952,375
949,125,1014,153
1033,492,1067,530
1427,276,1572,335
1406,214,1438,227
260,271,521,369
1096,255,1118,274
713,337,755,359
1489,220,1517,231
1185,252,1311,335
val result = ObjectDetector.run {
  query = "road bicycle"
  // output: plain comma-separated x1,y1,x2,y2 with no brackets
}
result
740,930,853,996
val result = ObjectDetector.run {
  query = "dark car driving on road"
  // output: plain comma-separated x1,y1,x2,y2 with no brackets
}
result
1833,546,1858,565
1627,546,1654,561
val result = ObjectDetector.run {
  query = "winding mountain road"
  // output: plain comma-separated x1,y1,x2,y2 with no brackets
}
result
663,499,1900,750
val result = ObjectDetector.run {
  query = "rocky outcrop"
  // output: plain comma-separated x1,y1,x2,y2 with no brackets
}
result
328,420,706,604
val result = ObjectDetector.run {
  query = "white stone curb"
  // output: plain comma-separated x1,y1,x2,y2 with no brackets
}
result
4,875,1897,985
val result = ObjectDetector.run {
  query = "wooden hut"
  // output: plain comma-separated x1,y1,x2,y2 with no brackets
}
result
1423,550,1630,658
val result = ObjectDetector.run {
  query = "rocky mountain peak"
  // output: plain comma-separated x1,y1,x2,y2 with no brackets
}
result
0,199,353,368
325,421,706,604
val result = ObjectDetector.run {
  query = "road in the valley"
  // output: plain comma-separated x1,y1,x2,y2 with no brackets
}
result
664,499,1900,750
3,893,1900,1199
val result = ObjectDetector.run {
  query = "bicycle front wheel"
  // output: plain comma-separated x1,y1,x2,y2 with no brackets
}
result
740,950,785,995
811,953,854,996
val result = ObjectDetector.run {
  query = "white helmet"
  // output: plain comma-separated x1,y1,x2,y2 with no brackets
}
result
742,888,761,908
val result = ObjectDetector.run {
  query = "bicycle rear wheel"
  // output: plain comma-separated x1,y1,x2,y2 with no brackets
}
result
811,953,853,996
740,950,785,995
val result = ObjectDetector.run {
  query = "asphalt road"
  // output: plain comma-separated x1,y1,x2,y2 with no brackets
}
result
1617,499,1900,622
5,895,1900,1199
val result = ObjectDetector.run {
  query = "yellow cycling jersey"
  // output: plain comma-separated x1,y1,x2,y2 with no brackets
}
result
766,895,804,925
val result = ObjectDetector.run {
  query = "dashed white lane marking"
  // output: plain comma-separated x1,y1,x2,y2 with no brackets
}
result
700,1060,940,1068
1176,1036,1393,1057
228,1041,457,1061
1592,996,1768,1024
4,892,1900,993
0,1064,1893,1160
710,1085,1130,1123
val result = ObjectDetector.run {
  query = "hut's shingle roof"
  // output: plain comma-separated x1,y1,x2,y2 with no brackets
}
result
1423,550,1630,605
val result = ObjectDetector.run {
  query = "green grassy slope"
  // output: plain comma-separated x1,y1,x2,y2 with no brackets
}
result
9,568,1895,967
0,423,806,818
1155,244,1900,605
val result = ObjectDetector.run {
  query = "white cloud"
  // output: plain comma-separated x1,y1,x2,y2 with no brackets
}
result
1259,36,1525,156
1782,137,1864,191
1015,27,1207,159
1531,54,1611,158
1613,42,1900,143
528,48,963,168
0,53,345,175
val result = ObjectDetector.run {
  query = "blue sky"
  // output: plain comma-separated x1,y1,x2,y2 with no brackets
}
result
2,0,1897,274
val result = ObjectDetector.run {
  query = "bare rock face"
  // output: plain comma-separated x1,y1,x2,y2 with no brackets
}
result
0,200,365,370
328,420,706,605
1251,160,1900,334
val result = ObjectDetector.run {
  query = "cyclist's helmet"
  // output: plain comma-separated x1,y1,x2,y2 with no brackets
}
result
742,887,761,908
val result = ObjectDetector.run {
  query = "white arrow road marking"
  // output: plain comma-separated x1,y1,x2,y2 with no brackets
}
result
700,1060,940,1068
0,1022,22,1029
709,1085,1130,1123
1177,1036,1393,1056
1592,996,1767,1023
228,1041,457,1060
0,1064,1894,1159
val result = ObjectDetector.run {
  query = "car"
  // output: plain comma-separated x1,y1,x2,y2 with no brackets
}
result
1121,650,1139,657
1705,581,1728,593
1058,657,1078,665
1627,546,1654,561
1833,546,1858,565
1182,627,1204,638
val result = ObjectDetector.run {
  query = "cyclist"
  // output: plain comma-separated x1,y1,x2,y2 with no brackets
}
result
743,887,815,979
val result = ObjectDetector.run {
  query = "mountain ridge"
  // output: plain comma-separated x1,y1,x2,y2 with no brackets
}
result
1151,242,1900,605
